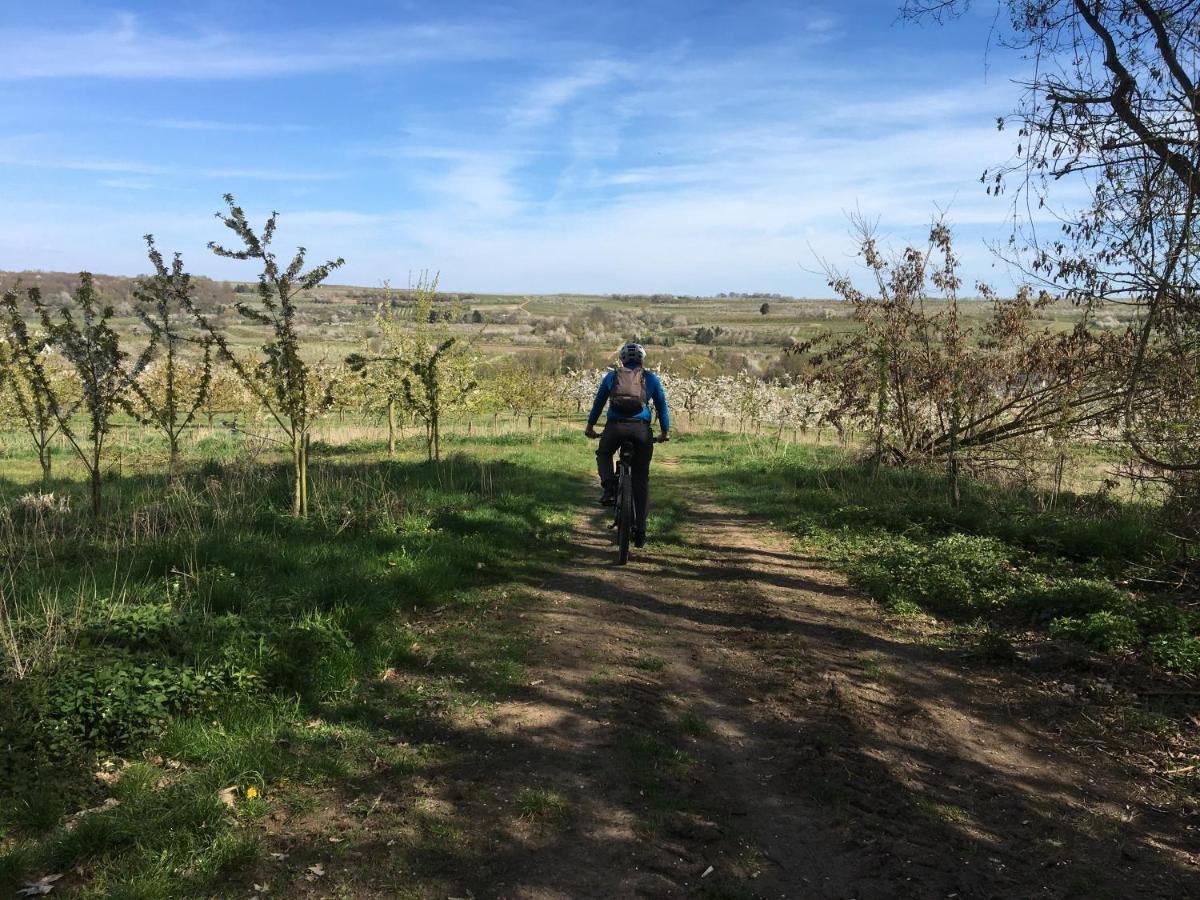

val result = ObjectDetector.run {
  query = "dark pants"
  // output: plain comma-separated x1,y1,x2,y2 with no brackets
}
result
596,419,654,532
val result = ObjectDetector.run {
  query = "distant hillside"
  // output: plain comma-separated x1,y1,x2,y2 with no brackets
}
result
0,270,236,315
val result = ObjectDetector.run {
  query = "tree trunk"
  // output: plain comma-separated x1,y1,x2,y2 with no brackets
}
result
38,446,52,485
387,399,396,458
89,444,102,516
292,433,304,517
301,433,310,517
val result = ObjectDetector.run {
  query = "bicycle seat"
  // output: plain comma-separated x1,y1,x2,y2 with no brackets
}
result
618,440,636,459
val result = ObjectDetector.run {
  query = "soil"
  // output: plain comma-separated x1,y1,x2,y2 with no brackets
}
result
259,488,1199,899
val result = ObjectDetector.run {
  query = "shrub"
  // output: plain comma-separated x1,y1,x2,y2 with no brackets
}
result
1147,632,1200,676
1016,578,1133,623
1049,611,1141,652
86,603,178,650
37,657,261,752
848,533,1016,618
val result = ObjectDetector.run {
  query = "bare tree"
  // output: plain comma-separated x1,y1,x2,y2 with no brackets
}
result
903,0,1200,516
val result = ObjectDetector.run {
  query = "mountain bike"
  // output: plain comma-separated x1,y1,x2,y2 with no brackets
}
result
588,430,668,565
612,439,637,565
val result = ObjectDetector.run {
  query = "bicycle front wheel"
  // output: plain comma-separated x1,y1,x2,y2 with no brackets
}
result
617,467,633,565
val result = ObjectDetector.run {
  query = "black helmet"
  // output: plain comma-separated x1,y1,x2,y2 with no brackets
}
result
619,341,646,365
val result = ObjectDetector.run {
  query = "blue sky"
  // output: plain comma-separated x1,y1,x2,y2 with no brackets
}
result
0,1,1038,295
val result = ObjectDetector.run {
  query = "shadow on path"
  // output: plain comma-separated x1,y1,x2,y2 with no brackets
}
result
266,472,1198,899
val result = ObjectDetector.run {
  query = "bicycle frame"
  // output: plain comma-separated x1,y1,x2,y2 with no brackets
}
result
613,440,637,564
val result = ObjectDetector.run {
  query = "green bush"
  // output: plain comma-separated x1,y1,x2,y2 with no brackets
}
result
36,657,261,753
1148,632,1200,676
848,533,1017,618
1049,611,1141,652
1016,578,1133,623
86,603,179,650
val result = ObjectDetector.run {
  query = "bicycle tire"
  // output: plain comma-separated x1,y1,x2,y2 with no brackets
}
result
617,463,633,565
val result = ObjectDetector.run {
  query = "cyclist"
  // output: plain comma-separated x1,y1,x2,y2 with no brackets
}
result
584,341,670,548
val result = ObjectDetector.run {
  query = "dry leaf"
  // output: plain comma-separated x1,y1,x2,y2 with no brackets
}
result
701,865,714,878
269,852,287,861
307,864,325,877
218,787,237,808
328,837,343,844
64,798,119,831
17,873,63,896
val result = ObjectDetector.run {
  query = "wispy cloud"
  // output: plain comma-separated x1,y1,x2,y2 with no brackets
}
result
0,13,519,79
510,60,634,126
0,134,341,182
0,4,1038,294
141,118,309,133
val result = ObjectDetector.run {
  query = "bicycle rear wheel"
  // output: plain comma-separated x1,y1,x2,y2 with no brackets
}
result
617,464,633,565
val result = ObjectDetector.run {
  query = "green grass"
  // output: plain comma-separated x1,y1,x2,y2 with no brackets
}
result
3,421,1195,894
515,787,570,824
672,432,1198,675
0,429,589,895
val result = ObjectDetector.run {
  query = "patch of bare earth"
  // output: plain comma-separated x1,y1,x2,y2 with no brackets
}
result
258,492,1198,898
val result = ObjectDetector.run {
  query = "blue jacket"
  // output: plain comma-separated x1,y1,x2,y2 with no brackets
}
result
587,366,670,431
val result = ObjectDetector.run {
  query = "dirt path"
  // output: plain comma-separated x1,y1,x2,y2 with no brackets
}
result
267,483,1197,898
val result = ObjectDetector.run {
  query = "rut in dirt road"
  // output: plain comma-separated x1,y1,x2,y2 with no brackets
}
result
436,483,1196,899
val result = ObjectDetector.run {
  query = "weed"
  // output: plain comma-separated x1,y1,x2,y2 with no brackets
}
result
516,787,570,823
631,653,668,673
678,711,713,738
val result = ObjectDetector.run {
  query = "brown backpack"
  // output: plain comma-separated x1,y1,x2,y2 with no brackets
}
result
609,367,648,415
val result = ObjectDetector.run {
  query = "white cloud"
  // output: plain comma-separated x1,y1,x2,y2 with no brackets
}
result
0,134,341,182
0,14,518,79
0,13,1048,295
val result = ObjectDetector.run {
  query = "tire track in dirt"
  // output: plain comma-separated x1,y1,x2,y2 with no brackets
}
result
436,480,1196,899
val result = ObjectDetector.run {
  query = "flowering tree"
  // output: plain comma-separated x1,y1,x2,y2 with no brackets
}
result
126,237,213,477
200,194,344,517
32,275,156,514
0,297,77,485
348,273,478,462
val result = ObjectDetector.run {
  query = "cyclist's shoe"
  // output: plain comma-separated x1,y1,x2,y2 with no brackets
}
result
599,488,617,506
634,529,646,548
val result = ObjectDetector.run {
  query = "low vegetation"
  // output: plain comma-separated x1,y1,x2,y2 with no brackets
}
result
687,435,1198,676
0,431,582,895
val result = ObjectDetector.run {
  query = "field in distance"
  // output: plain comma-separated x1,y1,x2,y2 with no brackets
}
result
0,269,1123,375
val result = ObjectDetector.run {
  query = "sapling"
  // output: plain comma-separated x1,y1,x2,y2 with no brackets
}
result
202,194,344,516
348,273,477,462
127,236,213,478
33,275,156,515
0,293,70,484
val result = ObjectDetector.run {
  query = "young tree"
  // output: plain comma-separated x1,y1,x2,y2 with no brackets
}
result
493,360,546,429
351,286,413,457
0,293,73,485
902,0,1200,514
34,275,155,515
807,220,1123,486
200,194,344,517
348,273,478,461
126,236,213,477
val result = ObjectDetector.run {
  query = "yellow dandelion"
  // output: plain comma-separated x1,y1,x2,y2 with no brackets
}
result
245,786,259,800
